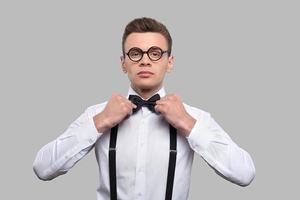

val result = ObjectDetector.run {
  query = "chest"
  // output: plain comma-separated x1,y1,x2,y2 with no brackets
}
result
94,113,191,170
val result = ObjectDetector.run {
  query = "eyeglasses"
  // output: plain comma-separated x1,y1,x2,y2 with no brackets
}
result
125,46,169,62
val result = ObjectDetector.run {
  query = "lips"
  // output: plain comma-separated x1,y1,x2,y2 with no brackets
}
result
138,71,154,75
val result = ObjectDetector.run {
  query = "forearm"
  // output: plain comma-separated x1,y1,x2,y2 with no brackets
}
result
200,139,256,186
33,138,87,181
33,109,102,180
186,113,255,186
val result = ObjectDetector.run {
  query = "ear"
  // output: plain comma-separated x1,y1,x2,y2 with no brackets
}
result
166,55,174,73
120,56,127,73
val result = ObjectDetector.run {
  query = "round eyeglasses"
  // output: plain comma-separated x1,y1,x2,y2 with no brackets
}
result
125,46,169,62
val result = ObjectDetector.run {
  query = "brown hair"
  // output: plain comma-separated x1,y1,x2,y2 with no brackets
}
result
122,17,172,55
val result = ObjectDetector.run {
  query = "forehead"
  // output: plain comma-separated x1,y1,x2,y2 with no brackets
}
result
124,32,168,51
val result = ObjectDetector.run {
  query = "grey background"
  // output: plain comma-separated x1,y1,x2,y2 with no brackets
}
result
1,0,299,199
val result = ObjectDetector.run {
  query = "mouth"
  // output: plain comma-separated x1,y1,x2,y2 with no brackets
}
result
137,71,154,77
138,71,154,75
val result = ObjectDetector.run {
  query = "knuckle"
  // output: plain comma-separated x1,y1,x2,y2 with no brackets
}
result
120,101,128,108
168,95,174,100
122,107,128,113
117,95,123,100
171,93,179,100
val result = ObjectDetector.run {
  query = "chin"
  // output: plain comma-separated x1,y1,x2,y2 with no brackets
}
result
137,84,155,90
133,81,157,90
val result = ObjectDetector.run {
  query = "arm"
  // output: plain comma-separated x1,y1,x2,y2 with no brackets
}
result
33,93,136,181
186,109,256,186
33,105,104,181
154,94,255,186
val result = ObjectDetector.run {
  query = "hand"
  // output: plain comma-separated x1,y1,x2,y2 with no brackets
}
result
155,94,196,137
93,93,137,133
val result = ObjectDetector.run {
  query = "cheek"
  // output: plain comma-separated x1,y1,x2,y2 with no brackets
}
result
156,64,169,76
124,62,136,74
126,67,138,80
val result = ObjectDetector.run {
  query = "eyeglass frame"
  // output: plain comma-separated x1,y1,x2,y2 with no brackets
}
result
123,46,170,62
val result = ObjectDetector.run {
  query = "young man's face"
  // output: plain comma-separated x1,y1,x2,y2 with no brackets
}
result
121,32,174,91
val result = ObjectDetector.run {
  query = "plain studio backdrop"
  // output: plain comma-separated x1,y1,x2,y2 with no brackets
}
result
0,0,299,199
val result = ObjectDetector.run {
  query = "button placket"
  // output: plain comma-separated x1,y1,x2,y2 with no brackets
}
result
134,115,148,199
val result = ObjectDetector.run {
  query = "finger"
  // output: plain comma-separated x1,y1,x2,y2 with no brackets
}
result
125,103,134,112
125,102,136,115
155,104,162,114
116,94,124,101
156,99,167,105
131,102,137,109
123,106,133,117
127,108,133,116
120,101,132,114
124,99,137,109
118,98,134,110
156,97,166,103
154,105,159,113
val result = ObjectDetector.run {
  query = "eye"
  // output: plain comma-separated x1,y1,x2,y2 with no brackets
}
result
149,50,162,58
151,51,160,56
129,49,141,58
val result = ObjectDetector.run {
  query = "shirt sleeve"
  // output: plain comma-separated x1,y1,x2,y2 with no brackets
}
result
33,104,105,181
186,108,256,186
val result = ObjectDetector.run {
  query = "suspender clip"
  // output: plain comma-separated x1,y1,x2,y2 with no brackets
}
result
109,147,116,151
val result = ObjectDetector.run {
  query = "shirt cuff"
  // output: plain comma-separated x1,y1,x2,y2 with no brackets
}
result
186,118,213,154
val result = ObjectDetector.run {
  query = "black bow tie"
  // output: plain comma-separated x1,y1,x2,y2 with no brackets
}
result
128,94,160,113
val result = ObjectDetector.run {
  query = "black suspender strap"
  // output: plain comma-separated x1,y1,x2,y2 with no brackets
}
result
109,124,118,200
165,124,177,200
108,124,177,200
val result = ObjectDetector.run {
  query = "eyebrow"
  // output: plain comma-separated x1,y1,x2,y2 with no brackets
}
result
126,46,165,52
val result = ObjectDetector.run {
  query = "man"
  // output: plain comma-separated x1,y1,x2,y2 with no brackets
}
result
33,17,255,200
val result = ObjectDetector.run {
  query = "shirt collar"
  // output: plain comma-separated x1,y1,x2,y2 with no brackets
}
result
126,85,166,100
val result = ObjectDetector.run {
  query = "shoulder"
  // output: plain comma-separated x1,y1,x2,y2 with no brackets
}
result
183,102,212,124
84,101,108,118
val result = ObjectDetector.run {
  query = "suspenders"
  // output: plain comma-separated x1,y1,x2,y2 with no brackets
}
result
109,124,177,200
165,124,177,200
109,125,118,200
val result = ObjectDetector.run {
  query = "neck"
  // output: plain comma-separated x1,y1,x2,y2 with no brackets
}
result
131,83,162,100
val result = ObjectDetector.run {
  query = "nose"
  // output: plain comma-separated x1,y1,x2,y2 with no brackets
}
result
139,52,151,66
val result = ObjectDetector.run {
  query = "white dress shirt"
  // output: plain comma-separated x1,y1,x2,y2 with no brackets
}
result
33,86,255,200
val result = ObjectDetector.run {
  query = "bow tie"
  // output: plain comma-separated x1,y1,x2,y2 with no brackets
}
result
128,94,160,113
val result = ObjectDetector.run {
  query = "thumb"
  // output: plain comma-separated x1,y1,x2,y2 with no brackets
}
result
154,104,161,114
131,103,137,108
